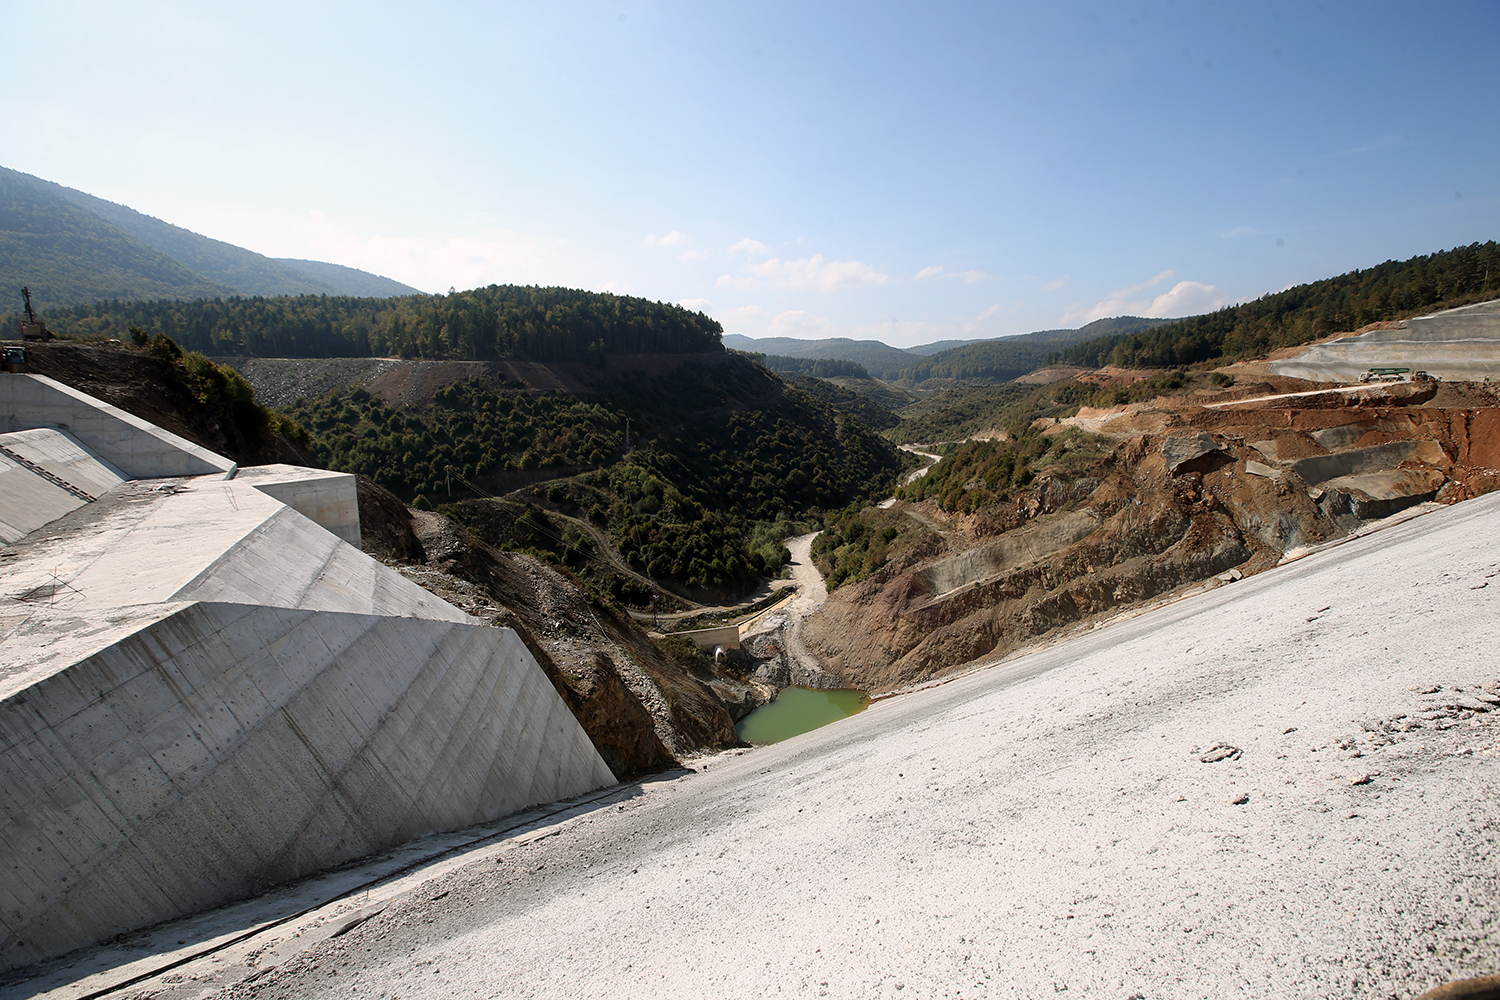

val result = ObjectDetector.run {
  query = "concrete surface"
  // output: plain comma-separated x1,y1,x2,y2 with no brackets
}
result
0,374,236,480
1270,298,1500,382
0,427,130,542
676,624,741,652
233,466,361,546
0,602,614,972
0,381,616,972
195,489,1500,1000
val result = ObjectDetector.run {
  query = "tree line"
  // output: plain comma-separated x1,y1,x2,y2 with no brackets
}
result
6,285,724,361
1053,241,1500,370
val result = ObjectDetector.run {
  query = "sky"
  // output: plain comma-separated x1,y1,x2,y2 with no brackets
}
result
2,1,1496,348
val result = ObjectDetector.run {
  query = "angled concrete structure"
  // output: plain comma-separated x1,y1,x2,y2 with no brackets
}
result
1270,298,1500,382
0,371,614,972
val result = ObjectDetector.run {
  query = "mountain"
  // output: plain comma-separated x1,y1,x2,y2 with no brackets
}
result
722,334,918,378
273,258,421,297
896,317,1170,381
725,317,1172,380
0,169,236,308
0,166,418,308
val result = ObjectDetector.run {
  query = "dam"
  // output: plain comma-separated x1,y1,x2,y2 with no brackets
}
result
0,372,615,972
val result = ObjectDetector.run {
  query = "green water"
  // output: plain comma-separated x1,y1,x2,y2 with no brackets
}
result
736,686,870,744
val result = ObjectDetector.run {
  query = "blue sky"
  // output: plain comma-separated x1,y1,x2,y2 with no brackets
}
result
2,1,1496,347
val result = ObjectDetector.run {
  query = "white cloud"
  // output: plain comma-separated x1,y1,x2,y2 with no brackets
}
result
678,298,711,312
728,237,768,256
716,304,766,334
1220,226,1260,239
1063,269,1230,323
719,254,889,293
769,310,832,338
644,230,691,248
1143,281,1230,318
677,249,709,261
915,265,988,284
1043,277,1066,291
1064,270,1175,323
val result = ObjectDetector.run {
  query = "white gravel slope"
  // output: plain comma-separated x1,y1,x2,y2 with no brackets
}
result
233,492,1500,1000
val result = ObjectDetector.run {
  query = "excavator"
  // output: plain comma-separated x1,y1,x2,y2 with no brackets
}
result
18,286,53,341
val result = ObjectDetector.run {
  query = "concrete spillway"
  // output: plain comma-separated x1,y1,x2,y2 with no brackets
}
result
1270,297,1500,382
0,371,614,971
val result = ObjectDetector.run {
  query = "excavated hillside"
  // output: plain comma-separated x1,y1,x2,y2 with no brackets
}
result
806,377,1500,693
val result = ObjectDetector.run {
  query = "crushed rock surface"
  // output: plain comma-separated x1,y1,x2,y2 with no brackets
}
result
219,492,1500,1000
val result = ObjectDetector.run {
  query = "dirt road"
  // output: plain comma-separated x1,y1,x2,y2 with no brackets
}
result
201,491,1500,1000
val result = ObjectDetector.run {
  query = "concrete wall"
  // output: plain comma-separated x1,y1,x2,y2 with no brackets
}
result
0,601,615,971
679,624,742,652
0,374,236,480
0,427,128,542
235,465,361,546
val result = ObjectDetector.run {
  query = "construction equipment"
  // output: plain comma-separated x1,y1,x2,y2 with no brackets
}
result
1359,366,1410,383
18,287,53,342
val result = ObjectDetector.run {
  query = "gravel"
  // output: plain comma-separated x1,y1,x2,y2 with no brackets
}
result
221,491,1500,1000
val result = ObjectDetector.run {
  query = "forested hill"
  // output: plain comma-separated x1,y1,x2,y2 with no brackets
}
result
896,316,1166,381
11,285,724,361
1055,241,1500,370
1,165,419,307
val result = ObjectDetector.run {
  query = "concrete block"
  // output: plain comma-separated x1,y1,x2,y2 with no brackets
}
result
234,465,361,546
0,375,235,480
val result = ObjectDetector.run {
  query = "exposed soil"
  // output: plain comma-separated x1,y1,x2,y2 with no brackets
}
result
354,479,742,777
805,385,1500,694
16,340,314,466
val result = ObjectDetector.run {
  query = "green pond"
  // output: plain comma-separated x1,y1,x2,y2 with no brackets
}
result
736,686,870,744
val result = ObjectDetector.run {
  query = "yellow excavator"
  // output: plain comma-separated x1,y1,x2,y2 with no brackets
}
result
18,286,53,341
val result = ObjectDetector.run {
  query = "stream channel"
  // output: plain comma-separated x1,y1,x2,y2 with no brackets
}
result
735,686,870,744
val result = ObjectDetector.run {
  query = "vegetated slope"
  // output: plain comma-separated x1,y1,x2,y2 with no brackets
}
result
0,165,414,305
17,284,724,361
0,169,234,309
1057,241,1500,369
279,353,907,597
273,258,421,297
895,317,1168,382
721,335,922,378
17,339,311,466
724,317,1168,381
888,368,1225,445
357,488,743,774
